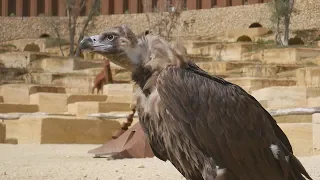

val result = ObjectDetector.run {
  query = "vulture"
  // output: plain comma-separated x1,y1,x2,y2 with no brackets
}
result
79,25,313,180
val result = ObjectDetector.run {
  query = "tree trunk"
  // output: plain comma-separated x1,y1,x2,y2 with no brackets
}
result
283,15,290,46
275,17,283,46
67,7,74,56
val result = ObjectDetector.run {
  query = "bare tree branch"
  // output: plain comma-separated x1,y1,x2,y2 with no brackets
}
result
142,0,187,41
64,0,100,57
75,0,100,57
269,0,296,46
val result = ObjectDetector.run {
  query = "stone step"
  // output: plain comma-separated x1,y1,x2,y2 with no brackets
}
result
67,94,108,104
262,47,320,64
297,56,320,66
0,84,65,104
68,102,131,117
226,64,303,78
29,66,131,86
103,83,135,96
30,57,104,73
4,115,121,144
296,67,320,87
0,67,28,83
51,74,95,94
211,60,260,74
30,93,68,114
0,103,39,113
187,55,213,62
0,51,50,69
276,70,297,78
225,77,296,93
251,86,320,110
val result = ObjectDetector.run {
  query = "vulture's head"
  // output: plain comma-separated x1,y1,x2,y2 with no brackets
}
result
79,24,139,70
80,25,187,71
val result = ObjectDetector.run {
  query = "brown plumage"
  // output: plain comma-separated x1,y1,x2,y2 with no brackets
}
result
92,58,113,94
79,25,313,180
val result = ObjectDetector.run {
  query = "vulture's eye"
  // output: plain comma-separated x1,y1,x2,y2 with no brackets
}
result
106,35,115,41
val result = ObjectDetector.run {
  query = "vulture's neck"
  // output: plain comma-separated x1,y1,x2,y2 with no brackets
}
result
102,53,133,71
131,64,154,97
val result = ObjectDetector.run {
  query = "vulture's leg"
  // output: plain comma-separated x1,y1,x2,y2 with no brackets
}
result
111,108,136,139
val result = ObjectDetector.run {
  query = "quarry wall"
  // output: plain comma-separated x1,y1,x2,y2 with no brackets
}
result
0,0,319,42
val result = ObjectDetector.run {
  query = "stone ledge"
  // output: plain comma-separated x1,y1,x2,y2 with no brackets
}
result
11,115,121,144
30,93,68,113
226,78,296,93
103,83,135,96
68,102,131,117
0,84,65,104
67,94,108,104
252,86,320,110
0,104,39,113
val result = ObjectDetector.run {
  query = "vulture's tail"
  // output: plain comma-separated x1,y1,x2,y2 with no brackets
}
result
278,142,313,180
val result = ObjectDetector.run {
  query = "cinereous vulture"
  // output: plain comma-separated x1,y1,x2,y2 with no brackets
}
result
79,25,312,180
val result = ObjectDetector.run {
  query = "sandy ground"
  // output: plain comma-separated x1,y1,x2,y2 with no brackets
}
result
0,144,319,180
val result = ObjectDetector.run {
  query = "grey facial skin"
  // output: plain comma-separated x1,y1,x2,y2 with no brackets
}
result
79,26,139,70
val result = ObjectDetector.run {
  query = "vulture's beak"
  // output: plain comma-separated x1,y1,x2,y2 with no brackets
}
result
79,37,93,51
79,35,103,52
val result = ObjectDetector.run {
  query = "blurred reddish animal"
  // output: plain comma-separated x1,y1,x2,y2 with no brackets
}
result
92,58,113,94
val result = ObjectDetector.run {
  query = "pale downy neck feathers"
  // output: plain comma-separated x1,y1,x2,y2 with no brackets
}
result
126,34,188,95
127,34,187,71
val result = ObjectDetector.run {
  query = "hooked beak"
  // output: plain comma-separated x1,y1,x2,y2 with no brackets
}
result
79,35,105,52
79,36,94,51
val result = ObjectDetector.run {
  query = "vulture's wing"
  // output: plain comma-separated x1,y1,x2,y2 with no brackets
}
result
187,60,293,153
156,65,312,179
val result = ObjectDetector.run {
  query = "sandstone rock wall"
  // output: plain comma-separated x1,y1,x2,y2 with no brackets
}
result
1,0,320,42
